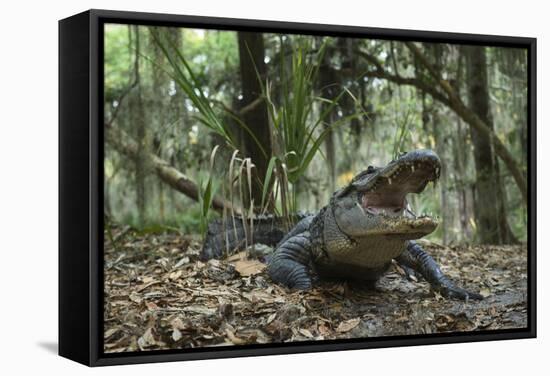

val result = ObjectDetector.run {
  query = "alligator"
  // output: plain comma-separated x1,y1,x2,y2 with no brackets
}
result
201,149,482,300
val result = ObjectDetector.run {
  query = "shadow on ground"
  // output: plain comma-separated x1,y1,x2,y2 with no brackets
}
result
37,341,58,354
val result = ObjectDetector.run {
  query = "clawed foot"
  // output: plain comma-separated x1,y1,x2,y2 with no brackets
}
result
268,259,313,290
437,285,483,301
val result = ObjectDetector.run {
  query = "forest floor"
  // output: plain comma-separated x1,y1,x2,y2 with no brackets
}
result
103,226,528,353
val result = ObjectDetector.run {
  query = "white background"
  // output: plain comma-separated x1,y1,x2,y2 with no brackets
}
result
0,0,547,374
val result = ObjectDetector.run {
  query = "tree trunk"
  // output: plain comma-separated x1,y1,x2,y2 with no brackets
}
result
453,115,473,241
429,45,450,244
432,109,450,244
237,32,272,209
338,38,362,150
319,44,338,191
151,29,167,222
362,43,527,203
130,26,148,227
451,50,472,241
465,46,515,244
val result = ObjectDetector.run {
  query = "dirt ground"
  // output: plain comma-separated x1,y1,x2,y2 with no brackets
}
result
103,226,528,353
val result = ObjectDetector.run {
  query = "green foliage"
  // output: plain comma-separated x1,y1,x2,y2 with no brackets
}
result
104,24,133,102
150,28,240,150
150,28,268,158
182,29,240,85
103,26,528,245
197,146,220,240
257,39,364,214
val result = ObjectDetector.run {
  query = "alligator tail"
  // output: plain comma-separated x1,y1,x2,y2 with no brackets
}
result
200,213,310,260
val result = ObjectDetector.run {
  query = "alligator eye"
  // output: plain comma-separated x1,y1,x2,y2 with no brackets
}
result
367,165,375,173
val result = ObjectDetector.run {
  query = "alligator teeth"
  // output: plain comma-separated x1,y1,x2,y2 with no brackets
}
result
356,202,367,216
388,178,392,185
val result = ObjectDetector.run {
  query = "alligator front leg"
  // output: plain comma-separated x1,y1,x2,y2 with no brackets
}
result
267,230,313,290
396,241,482,300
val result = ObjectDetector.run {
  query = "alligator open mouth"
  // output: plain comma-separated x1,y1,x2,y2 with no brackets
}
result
359,150,441,218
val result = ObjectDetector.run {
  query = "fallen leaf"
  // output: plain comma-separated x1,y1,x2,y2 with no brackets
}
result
233,259,266,276
169,270,183,281
104,328,119,339
225,328,246,345
395,314,409,323
137,328,157,349
182,305,216,315
336,318,360,333
129,291,142,304
299,328,314,338
142,276,155,284
170,317,187,330
172,328,182,342
174,256,190,268
242,290,275,303
318,322,331,336
266,312,277,324
226,251,247,262
137,280,162,292
480,288,492,298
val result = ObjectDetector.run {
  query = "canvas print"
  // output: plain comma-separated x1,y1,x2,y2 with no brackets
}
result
102,24,529,353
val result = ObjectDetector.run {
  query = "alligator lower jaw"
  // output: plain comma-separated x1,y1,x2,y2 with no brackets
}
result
383,232,433,240
366,216,439,239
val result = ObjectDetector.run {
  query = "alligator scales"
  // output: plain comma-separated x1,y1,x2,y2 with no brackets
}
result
201,150,482,300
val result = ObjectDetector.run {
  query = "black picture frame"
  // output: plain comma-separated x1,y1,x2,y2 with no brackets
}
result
59,9,537,367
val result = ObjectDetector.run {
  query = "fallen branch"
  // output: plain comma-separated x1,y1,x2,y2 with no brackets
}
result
105,124,240,215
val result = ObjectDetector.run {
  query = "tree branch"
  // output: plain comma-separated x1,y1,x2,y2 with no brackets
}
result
105,124,240,215
405,41,527,203
359,45,527,203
